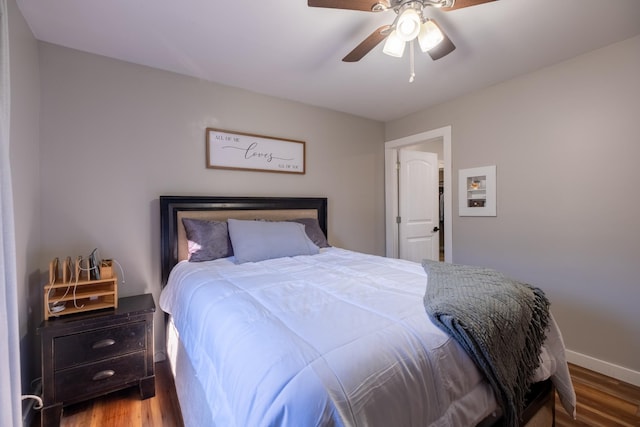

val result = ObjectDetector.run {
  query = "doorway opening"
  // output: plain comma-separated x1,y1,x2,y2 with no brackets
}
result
384,126,452,263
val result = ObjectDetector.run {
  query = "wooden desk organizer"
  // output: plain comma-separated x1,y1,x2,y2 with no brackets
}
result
44,257,118,320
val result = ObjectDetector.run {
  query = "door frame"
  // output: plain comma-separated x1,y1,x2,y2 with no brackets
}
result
384,125,452,262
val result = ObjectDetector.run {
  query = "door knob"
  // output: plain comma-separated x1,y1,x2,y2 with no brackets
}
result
432,226,440,232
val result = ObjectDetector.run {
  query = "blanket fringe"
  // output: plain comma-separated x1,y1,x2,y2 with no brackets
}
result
423,261,550,427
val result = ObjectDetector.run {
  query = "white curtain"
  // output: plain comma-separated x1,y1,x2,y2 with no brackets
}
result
0,0,22,425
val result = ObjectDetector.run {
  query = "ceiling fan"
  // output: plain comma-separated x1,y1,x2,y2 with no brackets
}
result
308,0,496,63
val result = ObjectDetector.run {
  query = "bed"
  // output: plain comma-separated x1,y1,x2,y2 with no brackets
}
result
158,196,575,427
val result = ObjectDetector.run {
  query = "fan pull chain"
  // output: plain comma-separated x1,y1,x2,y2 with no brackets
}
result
409,40,416,83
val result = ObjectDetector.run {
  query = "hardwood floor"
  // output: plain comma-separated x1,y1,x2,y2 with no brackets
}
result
33,361,639,426
555,364,640,427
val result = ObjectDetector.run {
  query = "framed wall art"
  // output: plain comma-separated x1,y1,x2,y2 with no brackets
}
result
458,165,496,216
206,128,305,174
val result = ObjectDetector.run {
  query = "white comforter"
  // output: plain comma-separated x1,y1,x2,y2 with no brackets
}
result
160,248,575,427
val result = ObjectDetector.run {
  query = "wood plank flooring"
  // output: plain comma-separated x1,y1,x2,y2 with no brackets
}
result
33,361,639,427
556,364,640,427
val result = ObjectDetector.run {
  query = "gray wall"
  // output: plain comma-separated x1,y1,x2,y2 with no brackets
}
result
386,35,640,375
8,0,42,393
37,42,386,358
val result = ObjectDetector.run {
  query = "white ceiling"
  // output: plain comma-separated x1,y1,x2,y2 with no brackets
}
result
16,0,640,122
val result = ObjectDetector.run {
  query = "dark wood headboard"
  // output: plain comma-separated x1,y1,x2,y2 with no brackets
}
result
159,196,328,287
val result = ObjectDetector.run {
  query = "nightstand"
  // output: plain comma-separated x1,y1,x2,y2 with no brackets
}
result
38,293,156,427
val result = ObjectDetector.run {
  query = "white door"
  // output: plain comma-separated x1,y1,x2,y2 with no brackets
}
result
398,150,440,263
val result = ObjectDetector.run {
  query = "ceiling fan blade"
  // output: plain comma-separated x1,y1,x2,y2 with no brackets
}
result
343,25,391,62
308,0,390,12
427,20,455,60
441,0,496,12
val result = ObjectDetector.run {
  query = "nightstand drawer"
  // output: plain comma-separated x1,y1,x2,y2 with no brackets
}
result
54,321,146,370
54,351,146,402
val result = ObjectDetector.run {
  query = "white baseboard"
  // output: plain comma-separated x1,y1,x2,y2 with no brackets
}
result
566,350,640,387
154,350,167,362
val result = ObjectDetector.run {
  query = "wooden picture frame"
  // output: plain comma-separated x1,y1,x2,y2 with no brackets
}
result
206,128,305,174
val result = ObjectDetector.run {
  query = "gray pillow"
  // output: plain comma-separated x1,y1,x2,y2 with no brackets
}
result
289,218,330,248
182,218,233,262
227,219,320,263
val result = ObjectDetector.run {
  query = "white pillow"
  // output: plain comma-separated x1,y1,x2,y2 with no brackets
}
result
227,219,320,263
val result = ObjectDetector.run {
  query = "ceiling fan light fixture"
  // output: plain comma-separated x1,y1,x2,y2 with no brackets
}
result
371,2,388,12
395,7,422,41
428,0,455,8
418,19,444,52
382,30,406,57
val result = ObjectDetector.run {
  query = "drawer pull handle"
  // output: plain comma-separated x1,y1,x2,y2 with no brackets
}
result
92,370,115,381
92,338,116,349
